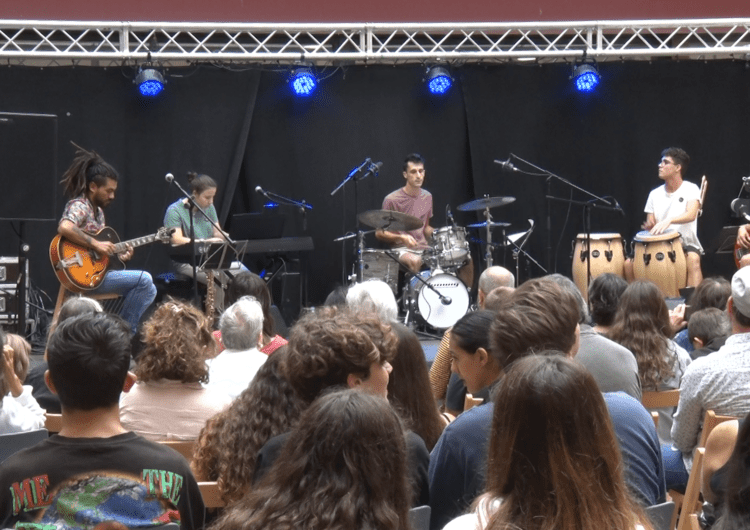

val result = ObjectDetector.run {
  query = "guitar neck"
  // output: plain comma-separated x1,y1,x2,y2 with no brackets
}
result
113,233,158,254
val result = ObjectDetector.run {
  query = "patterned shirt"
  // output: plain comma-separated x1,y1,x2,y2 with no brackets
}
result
60,196,105,233
382,187,433,249
671,332,750,464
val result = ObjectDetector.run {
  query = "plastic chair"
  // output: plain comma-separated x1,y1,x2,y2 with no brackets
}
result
0,429,49,463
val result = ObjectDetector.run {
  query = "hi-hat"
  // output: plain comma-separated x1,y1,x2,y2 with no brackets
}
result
358,209,423,231
457,196,516,212
467,221,511,229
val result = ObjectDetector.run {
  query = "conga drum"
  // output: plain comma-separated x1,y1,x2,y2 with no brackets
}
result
571,233,625,300
631,230,687,298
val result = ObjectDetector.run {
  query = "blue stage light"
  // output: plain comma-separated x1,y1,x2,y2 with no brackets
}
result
135,68,165,97
572,64,601,93
289,68,317,97
426,66,452,95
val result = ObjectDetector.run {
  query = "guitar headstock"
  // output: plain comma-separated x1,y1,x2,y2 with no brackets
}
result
156,227,176,244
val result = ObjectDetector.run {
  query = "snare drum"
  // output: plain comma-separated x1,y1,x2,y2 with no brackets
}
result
360,250,399,294
433,226,470,269
632,230,687,298
571,233,625,300
408,271,469,329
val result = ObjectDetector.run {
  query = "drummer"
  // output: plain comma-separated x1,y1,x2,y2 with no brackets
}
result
376,154,474,288
625,147,703,287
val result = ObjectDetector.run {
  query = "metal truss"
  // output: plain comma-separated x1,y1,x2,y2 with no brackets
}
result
2,18,750,67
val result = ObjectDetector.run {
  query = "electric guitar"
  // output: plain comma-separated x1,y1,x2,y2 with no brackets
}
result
50,226,173,292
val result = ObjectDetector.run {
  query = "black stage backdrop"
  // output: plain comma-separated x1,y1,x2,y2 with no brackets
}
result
0,61,746,321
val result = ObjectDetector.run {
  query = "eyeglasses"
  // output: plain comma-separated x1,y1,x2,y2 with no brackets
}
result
659,159,676,166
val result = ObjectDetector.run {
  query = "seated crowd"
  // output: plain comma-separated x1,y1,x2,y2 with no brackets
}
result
3,265,750,530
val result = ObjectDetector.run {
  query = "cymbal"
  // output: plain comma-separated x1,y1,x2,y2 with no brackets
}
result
358,209,423,232
467,221,511,229
457,196,516,212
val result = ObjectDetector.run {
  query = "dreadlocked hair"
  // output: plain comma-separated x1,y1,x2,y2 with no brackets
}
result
59,142,119,199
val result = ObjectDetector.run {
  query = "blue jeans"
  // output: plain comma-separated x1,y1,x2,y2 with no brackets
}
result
95,270,156,333
661,443,690,490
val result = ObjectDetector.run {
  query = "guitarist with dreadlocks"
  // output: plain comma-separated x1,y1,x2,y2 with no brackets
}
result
55,144,157,333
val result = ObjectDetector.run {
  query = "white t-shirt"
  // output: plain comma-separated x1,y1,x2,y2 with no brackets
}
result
644,180,702,252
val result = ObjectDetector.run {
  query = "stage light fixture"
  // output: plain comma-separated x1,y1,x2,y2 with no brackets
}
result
135,67,165,97
426,66,453,95
571,63,601,93
289,68,318,97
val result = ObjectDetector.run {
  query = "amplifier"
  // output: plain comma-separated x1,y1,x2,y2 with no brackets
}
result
0,257,24,283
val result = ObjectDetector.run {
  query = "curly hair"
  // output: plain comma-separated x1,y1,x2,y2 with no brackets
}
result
209,389,412,530
282,306,397,404
485,354,651,530
134,299,215,384
192,347,305,504
388,323,444,451
607,280,674,390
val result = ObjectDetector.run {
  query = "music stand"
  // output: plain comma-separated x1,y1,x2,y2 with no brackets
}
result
707,225,740,255
197,241,248,271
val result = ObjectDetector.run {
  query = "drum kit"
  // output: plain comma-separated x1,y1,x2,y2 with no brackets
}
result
343,195,521,331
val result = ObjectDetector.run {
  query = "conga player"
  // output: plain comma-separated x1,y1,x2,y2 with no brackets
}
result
626,147,703,287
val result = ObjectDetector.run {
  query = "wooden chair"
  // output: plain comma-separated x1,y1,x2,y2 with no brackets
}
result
675,447,705,530
699,410,737,448
51,284,120,329
158,440,196,462
688,513,701,530
198,481,224,508
44,413,63,433
463,393,484,411
651,411,659,429
641,389,680,409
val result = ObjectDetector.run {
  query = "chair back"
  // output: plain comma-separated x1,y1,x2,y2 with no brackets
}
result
641,389,680,409
408,505,431,530
644,501,675,530
699,410,737,448
158,440,196,462
44,413,63,433
463,393,484,411
198,481,224,509
676,447,705,530
0,429,49,463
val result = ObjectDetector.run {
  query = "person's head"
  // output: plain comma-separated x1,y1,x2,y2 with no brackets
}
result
187,172,218,210
608,280,674,390
225,272,275,339
686,276,731,320
588,273,628,328
282,306,396,403
219,296,264,351
547,273,589,324
46,312,132,411
213,389,411,530
490,278,580,369
402,153,425,190
58,296,104,323
688,307,731,349
134,299,214,384
728,267,750,329
323,284,349,307
387,323,444,451
450,310,500,394
477,266,515,307
346,280,398,323
713,411,750,530
486,354,645,530
1,333,30,397
483,286,514,312
193,346,306,504
60,144,119,205
659,147,689,180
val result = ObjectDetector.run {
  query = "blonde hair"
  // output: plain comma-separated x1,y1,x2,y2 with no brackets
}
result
1,334,31,396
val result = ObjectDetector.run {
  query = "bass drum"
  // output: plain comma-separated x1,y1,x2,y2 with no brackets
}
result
409,271,469,329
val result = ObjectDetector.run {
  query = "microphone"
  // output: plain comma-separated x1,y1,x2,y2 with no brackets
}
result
165,173,174,183
255,185,269,197
731,198,750,222
360,161,383,180
446,205,456,227
494,158,518,172
440,295,452,305
613,199,626,217
348,158,371,178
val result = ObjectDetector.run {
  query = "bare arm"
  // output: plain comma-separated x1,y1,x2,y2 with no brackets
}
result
58,219,116,256
375,229,417,248
651,199,700,234
641,213,656,230
738,224,750,249
702,419,739,504
424,223,434,242
2,344,22,398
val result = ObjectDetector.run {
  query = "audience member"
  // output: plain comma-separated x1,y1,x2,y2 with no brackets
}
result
548,273,641,400
120,299,231,440
323,284,349,307
688,307,731,360
429,266,513,404
588,272,628,334
0,331,45,433
215,272,288,355
346,279,398,323
0,312,205,529
608,280,691,442
671,267,750,490
252,307,430,507
205,296,267,401
481,286,513,312
443,355,652,530
675,276,731,353
389,323,446,451
26,296,104,413
210,390,411,530
192,347,306,504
